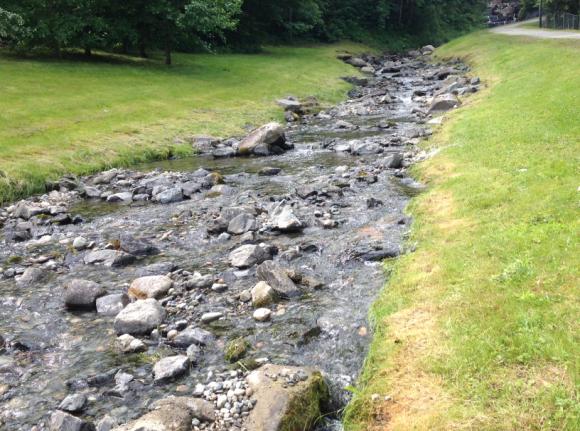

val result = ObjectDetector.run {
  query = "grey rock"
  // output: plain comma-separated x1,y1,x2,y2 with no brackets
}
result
258,167,282,176
107,192,133,204
229,244,272,269
135,262,176,277
345,57,368,68
153,355,189,383
251,281,276,307
13,202,48,220
256,261,301,298
212,146,236,159
429,94,461,113
96,415,117,431
84,250,135,267
173,326,214,347
119,233,159,256
238,122,288,156
154,187,183,204
351,140,382,155
96,294,130,316
64,279,106,310
180,181,201,197
201,312,223,324
58,393,86,413
186,344,201,364
184,272,214,289
270,205,303,232
115,334,147,353
114,299,165,335
49,410,91,431
15,267,45,286
227,213,257,235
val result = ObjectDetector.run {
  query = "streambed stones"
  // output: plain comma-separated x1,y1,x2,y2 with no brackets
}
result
128,275,173,300
63,279,106,310
114,299,165,335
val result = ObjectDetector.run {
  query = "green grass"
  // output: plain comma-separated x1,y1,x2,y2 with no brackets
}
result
344,32,579,430
0,43,365,204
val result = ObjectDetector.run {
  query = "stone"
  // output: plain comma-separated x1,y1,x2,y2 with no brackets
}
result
180,181,201,197
72,236,89,250
229,244,272,269
245,364,328,431
360,66,375,74
256,261,301,298
107,192,133,204
153,355,189,382
351,140,382,156
96,294,130,316
96,415,117,431
422,44,435,54
277,98,302,113
49,410,91,431
238,122,289,156
150,397,215,422
114,299,165,335
346,57,368,68
64,279,106,310
200,312,223,324
13,202,48,220
224,337,250,362
253,308,272,322
184,272,213,289
84,250,135,267
258,167,282,176
119,233,159,256
386,152,404,169
84,187,102,199
128,275,173,300
15,267,45,286
154,187,183,204
429,94,461,113
227,213,257,235
58,393,86,413
136,262,176,277
115,334,147,353
270,205,303,232
172,326,214,347
251,281,276,307
186,344,201,363
212,146,236,159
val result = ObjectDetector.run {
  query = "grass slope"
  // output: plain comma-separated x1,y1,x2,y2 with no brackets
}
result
344,32,579,430
0,43,363,204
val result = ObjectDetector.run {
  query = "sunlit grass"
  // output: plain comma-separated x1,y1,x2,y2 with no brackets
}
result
0,43,364,203
344,32,579,430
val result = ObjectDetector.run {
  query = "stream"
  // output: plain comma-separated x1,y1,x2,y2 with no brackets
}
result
0,51,476,431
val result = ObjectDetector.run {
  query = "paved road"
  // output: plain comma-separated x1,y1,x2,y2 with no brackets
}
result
491,21,580,40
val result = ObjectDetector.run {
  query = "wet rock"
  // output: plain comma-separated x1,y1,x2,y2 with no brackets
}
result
277,98,302,113
200,311,223,324
351,140,382,156
422,44,435,54
270,205,303,232
153,355,189,383
251,281,276,307
186,344,201,363
229,244,273,269
245,364,328,431
49,410,92,431
335,119,355,129
115,334,147,353
212,146,236,159
345,57,368,68
258,167,282,176
136,262,176,277
15,267,45,286
107,192,133,204
84,250,136,267
180,181,201,197
184,272,214,289
253,308,272,322
172,326,214,347
96,415,117,431
429,94,461,113
386,152,404,169
256,261,300,298
224,337,250,362
154,187,183,204
150,397,215,422
114,299,165,335
13,202,48,220
72,236,90,250
96,293,130,316
366,197,384,209
84,187,102,199
227,213,257,235
238,122,290,156
58,393,86,413
119,233,159,256
64,279,106,310
128,275,173,300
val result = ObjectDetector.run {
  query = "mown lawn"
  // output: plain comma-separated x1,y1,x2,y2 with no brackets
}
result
344,32,579,430
0,43,363,204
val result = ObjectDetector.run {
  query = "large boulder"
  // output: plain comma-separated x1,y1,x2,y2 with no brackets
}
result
256,261,301,298
229,244,273,269
429,94,461,113
63,279,106,310
114,299,165,335
227,213,258,235
111,396,214,431
238,123,291,157
244,364,329,431
128,276,173,300
49,410,92,431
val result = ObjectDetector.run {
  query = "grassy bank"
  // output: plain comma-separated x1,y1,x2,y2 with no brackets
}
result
0,43,363,204
344,32,579,430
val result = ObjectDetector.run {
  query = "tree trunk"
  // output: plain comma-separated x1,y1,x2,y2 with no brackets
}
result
139,40,147,58
164,41,171,65
84,47,92,57
399,0,404,25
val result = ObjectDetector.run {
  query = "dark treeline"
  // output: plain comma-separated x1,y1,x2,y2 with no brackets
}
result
1,0,501,62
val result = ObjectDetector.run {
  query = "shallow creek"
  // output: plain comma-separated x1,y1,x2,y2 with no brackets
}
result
0,53,473,430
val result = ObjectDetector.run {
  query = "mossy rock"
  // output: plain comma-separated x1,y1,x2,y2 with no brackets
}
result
224,337,250,363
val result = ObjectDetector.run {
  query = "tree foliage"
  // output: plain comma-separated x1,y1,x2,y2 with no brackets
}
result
0,0,487,60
